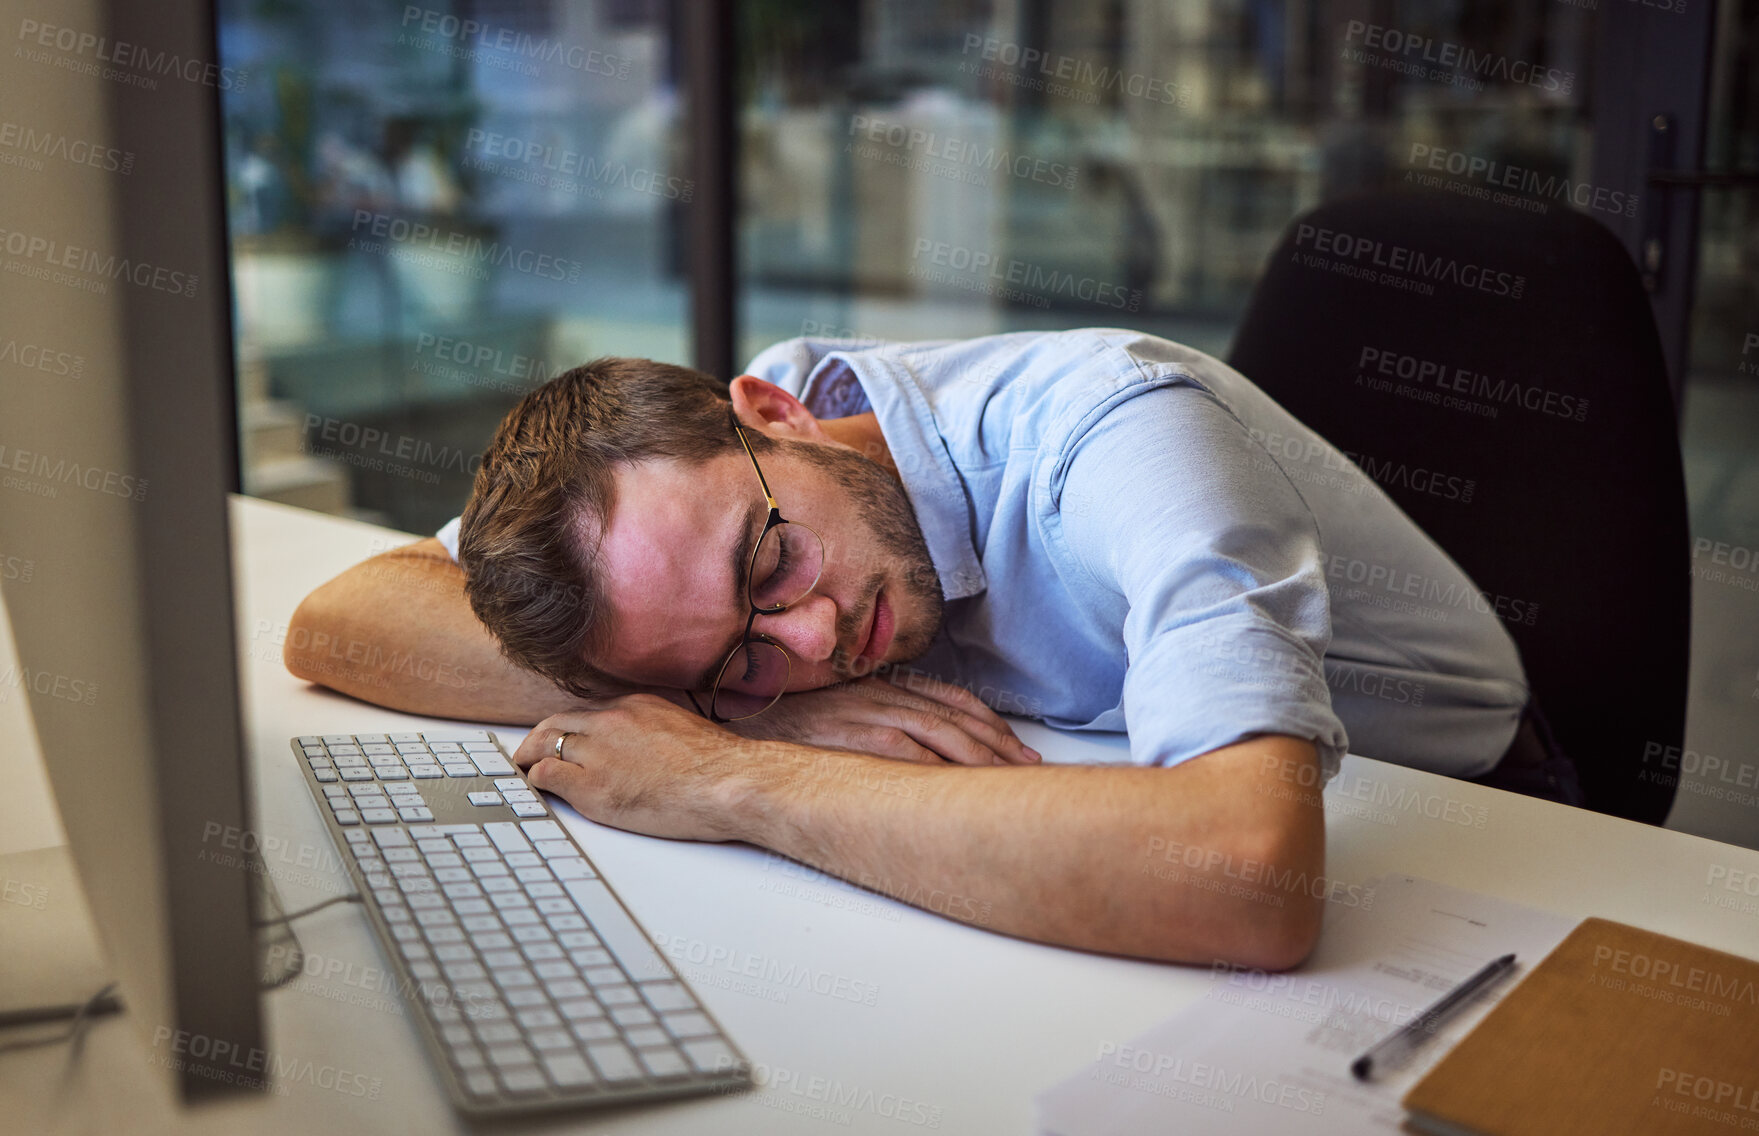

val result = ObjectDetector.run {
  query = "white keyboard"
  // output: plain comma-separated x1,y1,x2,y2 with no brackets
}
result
291,729,750,1116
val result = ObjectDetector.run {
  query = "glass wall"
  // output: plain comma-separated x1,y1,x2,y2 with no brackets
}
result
218,0,688,535
736,0,1599,364
1675,0,1759,845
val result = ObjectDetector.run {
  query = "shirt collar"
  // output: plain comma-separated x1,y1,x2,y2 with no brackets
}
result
799,352,988,602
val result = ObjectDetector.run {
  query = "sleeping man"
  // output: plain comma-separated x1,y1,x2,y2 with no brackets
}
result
286,328,1579,970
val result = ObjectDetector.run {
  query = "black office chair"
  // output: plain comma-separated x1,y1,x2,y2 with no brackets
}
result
1227,189,1690,825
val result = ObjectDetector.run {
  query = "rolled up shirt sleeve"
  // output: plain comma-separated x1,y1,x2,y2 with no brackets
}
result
1048,383,1349,781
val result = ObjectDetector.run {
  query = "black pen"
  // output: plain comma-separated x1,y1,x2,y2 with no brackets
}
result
1350,952,1517,1082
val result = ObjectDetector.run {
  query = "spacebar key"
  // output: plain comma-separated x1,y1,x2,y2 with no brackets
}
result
561,880,670,981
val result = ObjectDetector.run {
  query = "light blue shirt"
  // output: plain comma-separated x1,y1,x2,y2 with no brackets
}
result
440,329,1529,781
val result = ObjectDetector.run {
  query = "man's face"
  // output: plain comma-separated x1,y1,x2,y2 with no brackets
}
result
591,438,945,696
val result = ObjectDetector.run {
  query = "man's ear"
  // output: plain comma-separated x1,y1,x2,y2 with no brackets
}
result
728,375,832,443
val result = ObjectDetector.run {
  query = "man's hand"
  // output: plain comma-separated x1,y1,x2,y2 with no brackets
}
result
726,673,1041,766
513,694,760,843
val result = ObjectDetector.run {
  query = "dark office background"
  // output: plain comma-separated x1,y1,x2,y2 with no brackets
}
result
214,0,1759,843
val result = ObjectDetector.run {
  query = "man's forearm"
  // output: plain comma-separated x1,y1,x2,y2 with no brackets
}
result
284,539,592,723
725,735,1327,969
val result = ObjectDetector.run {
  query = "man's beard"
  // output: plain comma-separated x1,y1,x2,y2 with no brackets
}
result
787,439,945,680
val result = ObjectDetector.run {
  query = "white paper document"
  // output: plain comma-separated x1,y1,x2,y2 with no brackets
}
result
1036,875,1578,1135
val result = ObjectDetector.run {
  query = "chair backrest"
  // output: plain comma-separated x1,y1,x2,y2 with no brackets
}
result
1227,189,1689,825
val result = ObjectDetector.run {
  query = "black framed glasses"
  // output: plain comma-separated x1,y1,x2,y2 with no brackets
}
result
690,412,826,722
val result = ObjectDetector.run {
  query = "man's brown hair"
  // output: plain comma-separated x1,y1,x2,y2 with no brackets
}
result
457,356,769,697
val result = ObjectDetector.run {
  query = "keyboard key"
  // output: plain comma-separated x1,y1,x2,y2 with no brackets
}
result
429,742,464,754
474,1022,521,1044
511,802,548,818
471,931,514,951
610,1005,655,1027
481,949,523,969
570,949,613,969
502,908,542,925
501,790,539,805
534,841,581,861
355,733,389,744
297,736,323,746
378,768,410,782
467,791,501,807
498,1066,547,1095
362,808,398,824
398,806,435,823
484,823,532,855
504,852,542,869
529,1029,575,1052
314,770,340,783
515,1007,562,1029
473,754,518,777
556,931,601,949
321,734,355,746
541,1052,597,1089
453,832,490,847
544,979,589,1001
497,967,539,989
454,899,493,916
420,729,491,742
434,945,475,962
515,867,554,885
463,1070,499,1099
387,782,422,796
519,820,566,842
383,847,420,862
487,1043,535,1069
557,998,604,1021
551,860,598,881
451,1044,486,1071
526,883,566,900
505,989,549,1008
361,743,397,755
495,778,527,792
641,983,696,1013
442,962,487,982
681,1038,737,1075
662,1011,715,1038
426,852,464,870
388,732,424,743
571,1020,617,1043
341,768,375,781
462,740,499,751
560,880,671,981
425,927,466,945
409,764,444,778
586,1042,643,1083
639,1046,691,1079
333,809,360,825
535,898,574,916
596,986,639,1006
583,967,623,987
443,764,477,778
371,829,412,848
626,1026,669,1049
325,784,352,799
524,944,566,963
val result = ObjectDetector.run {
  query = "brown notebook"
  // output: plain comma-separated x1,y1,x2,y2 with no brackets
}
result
1401,917,1759,1136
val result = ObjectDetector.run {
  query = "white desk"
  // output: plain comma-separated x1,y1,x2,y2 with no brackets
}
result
7,494,1759,1135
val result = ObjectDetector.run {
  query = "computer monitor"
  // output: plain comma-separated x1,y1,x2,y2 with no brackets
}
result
0,0,264,1101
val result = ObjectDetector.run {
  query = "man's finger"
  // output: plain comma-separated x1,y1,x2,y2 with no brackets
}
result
879,673,1039,761
879,708,1006,766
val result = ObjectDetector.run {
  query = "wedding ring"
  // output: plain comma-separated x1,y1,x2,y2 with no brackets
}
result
554,731,573,758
